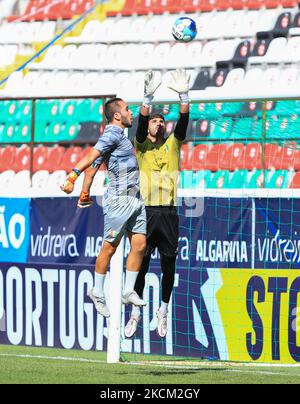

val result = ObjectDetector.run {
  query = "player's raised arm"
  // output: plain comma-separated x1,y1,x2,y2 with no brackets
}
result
61,149,102,194
136,70,161,143
168,69,191,141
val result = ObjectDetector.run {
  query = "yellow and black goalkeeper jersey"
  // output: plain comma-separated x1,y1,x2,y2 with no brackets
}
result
135,113,189,206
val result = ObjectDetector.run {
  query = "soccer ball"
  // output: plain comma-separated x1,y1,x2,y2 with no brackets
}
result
172,17,197,43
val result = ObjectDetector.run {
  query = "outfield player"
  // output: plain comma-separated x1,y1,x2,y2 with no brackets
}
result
77,70,190,337
61,98,147,318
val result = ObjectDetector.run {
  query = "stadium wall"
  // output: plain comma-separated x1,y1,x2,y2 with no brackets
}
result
0,196,299,364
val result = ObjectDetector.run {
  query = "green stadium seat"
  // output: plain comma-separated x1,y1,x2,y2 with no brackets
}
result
210,118,232,139
265,170,293,189
247,170,268,188
91,99,104,122
194,170,211,189
207,170,230,188
76,99,93,123
180,170,211,189
36,100,61,123
180,170,194,188
273,100,300,117
1,101,18,123
45,122,64,143
60,100,77,123
34,122,48,142
2,124,17,143
60,123,80,141
18,101,32,123
231,118,254,140
229,170,249,188
15,122,31,143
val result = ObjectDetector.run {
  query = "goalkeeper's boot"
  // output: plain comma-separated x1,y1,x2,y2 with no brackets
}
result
156,309,168,338
77,191,93,208
122,291,146,307
88,289,110,318
124,314,141,338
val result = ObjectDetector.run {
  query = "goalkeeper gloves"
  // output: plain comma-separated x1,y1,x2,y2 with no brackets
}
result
167,69,191,105
61,168,81,194
143,70,162,107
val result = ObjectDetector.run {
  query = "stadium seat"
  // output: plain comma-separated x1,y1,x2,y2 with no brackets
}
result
12,145,30,172
244,143,262,170
208,170,230,189
205,144,227,172
194,170,211,189
58,146,83,172
192,144,210,170
180,143,194,170
266,170,292,188
42,146,65,173
247,170,266,188
249,37,287,65
221,143,245,171
47,170,67,195
33,146,49,172
264,144,281,170
229,169,249,188
0,170,15,192
290,172,300,188
210,118,233,139
180,170,194,189
0,145,17,172
32,170,50,195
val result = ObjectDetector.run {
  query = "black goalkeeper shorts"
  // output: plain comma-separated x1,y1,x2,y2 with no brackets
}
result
145,206,179,257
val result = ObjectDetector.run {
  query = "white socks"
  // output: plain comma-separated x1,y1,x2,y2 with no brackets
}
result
159,301,169,315
131,306,141,317
93,273,106,298
124,270,139,295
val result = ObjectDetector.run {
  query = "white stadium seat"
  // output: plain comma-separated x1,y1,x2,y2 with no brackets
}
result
0,170,15,193
249,37,288,64
31,170,50,196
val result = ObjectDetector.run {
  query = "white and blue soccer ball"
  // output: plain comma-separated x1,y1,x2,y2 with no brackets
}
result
172,17,197,43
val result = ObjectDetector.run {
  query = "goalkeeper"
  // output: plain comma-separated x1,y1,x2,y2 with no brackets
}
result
78,69,190,337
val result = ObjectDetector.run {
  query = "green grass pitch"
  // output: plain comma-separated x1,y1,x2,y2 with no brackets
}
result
0,345,299,384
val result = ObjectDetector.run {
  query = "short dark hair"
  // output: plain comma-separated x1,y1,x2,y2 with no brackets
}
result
149,113,165,122
104,98,123,123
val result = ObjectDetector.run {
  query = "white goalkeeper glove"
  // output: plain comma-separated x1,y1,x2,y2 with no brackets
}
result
167,69,191,105
143,70,162,107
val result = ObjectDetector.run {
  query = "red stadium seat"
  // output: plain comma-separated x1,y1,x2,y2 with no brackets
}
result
0,146,17,172
192,144,209,171
17,0,95,21
264,144,281,170
274,146,297,170
180,143,194,171
221,143,245,171
289,172,300,188
244,143,262,170
58,146,83,172
33,146,49,173
12,146,30,172
43,146,66,173
205,144,227,172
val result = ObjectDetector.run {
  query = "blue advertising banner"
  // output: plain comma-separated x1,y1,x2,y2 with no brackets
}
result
0,198,30,263
1,197,300,363
29,197,105,264
255,198,300,269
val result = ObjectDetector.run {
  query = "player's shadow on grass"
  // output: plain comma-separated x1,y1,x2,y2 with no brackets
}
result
116,368,228,376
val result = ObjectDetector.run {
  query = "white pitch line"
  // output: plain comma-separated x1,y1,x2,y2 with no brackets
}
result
0,353,298,377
